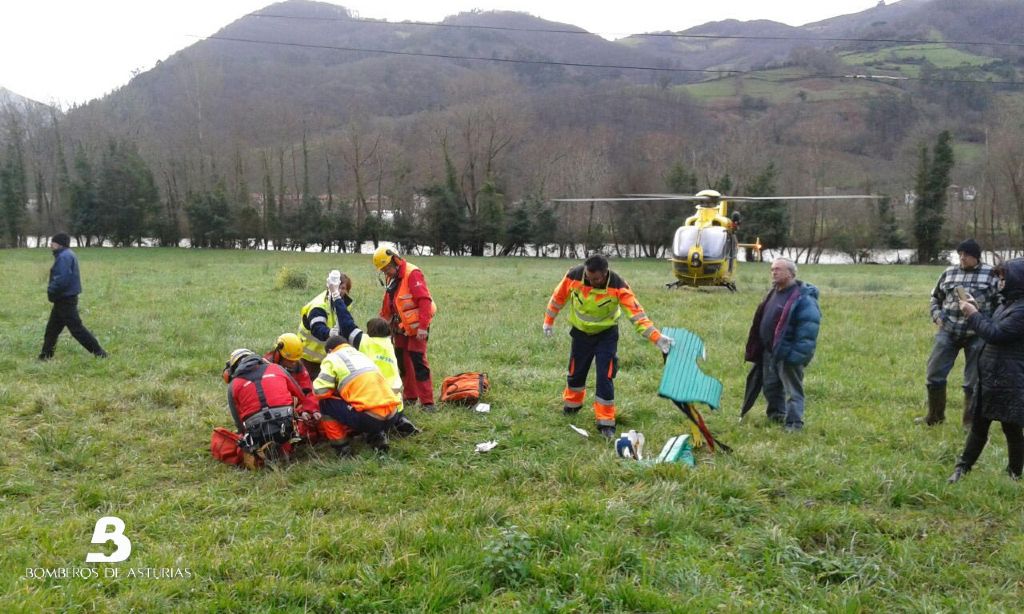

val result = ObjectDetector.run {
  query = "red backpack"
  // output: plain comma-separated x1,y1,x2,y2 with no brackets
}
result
439,372,491,404
210,427,248,466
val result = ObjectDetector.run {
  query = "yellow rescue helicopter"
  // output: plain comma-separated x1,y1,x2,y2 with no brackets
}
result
555,190,879,291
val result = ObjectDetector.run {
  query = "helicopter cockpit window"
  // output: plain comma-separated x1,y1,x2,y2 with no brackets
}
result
700,228,729,260
672,226,700,258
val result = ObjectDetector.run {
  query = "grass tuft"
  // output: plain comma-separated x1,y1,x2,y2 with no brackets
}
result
274,266,309,290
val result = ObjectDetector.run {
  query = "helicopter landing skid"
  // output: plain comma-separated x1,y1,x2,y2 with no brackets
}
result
665,280,738,292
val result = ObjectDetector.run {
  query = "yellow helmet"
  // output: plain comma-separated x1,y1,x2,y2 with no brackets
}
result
275,333,303,361
373,245,399,271
223,348,256,382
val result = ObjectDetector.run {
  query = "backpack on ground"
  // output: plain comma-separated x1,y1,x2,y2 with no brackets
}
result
210,426,294,470
439,372,490,404
210,427,248,467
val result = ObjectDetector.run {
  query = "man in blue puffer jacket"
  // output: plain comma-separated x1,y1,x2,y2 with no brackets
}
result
744,258,821,431
38,233,107,360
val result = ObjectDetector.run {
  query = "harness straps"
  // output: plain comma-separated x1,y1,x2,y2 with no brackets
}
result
228,361,273,432
238,363,271,408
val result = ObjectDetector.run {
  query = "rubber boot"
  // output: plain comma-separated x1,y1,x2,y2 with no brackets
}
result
962,389,974,432
915,386,946,425
366,431,390,453
332,439,355,458
392,414,421,438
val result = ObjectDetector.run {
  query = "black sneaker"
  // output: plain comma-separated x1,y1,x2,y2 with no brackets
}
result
597,426,616,440
94,350,109,359
421,404,438,413
38,353,53,361
563,405,581,416
947,466,968,484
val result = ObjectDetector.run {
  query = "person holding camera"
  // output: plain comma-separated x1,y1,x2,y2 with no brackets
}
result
948,259,1024,483
919,239,1000,428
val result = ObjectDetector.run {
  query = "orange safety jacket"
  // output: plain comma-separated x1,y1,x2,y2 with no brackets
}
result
381,259,436,337
313,344,400,420
544,265,663,342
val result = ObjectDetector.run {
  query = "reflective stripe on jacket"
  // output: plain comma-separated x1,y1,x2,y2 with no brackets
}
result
382,261,436,336
298,291,335,362
313,344,400,419
544,265,661,341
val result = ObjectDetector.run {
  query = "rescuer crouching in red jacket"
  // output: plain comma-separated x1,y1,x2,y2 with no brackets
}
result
223,348,305,461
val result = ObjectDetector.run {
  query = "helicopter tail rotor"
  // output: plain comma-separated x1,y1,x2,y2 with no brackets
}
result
738,237,763,253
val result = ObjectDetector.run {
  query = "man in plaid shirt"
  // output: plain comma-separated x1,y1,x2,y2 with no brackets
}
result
918,239,1000,428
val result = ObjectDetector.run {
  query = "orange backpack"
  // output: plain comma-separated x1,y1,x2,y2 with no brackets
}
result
210,427,247,466
440,372,491,404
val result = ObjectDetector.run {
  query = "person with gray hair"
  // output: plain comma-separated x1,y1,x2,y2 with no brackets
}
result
743,257,821,431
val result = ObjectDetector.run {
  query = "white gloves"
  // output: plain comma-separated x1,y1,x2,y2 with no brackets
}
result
656,335,674,355
327,270,342,300
543,323,553,337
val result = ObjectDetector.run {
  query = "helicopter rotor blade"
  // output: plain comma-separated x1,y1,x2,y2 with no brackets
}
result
726,194,883,202
553,193,884,203
623,193,716,202
551,197,682,202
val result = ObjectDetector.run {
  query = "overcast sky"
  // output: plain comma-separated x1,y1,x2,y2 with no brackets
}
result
1,0,883,107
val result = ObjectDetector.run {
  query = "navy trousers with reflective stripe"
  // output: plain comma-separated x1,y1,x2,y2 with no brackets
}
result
567,326,618,403
319,397,395,436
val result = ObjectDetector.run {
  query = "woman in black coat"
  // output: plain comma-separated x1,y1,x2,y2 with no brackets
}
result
948,258,1024,483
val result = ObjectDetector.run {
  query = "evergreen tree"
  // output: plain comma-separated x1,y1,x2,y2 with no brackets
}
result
476,179,505,256
261,152,278,250
529,197,558,257
423,150,466,255
913,131,954,264
69,146,101,246
96,140,158,246
501,199,532,256
0,113,28,247
736,163,787,261
876,196,905,254
185,181,231,248
390,205,420,255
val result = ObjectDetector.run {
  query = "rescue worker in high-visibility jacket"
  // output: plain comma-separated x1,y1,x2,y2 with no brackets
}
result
313,335,401,457
297,271,352,379
543,254,674,438
374,245,437,411
329,289,422,437
264,333,322,442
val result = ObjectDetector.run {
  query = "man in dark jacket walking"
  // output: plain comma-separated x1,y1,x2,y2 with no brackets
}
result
744,258,821,431
38,233,107,360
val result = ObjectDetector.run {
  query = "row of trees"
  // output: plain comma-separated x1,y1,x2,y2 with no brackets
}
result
1,76,1021,261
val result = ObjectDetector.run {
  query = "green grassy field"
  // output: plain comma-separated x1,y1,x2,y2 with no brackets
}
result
680,69,901,105
2,248,1022,611
839,43,997,77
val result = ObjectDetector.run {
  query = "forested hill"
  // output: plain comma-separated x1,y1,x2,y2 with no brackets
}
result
74,0,668,140
3,0,1024,259
68,0,1024,149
